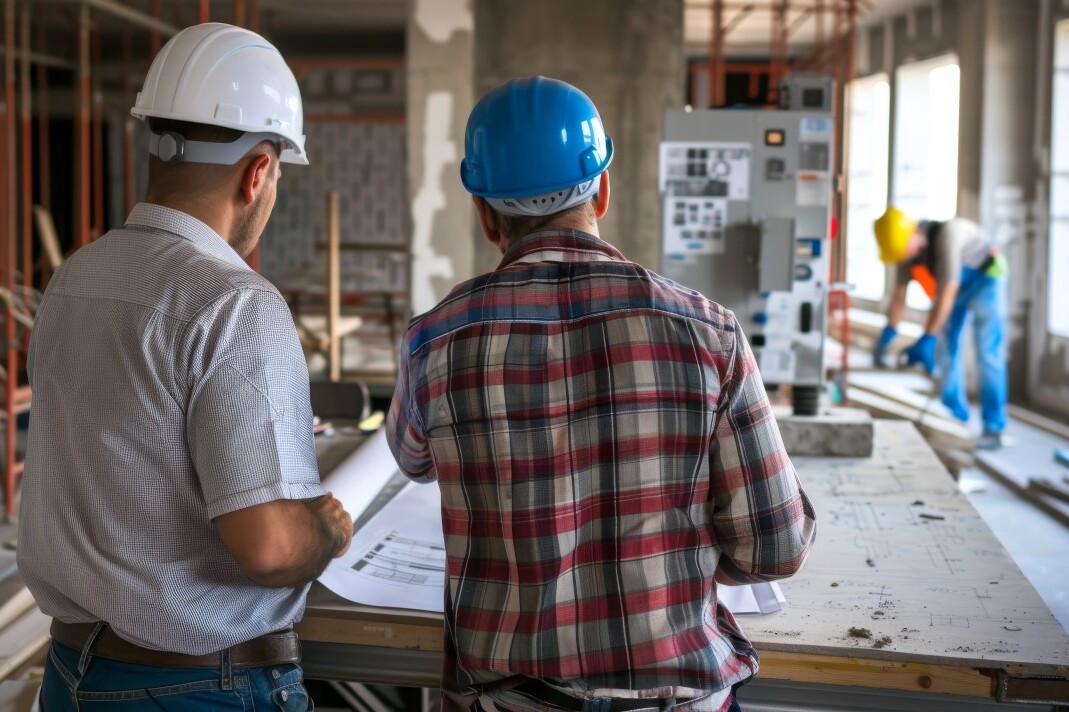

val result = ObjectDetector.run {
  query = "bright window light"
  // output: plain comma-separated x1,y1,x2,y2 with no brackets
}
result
892,55,960,309
1049,20,1069,338
845,74,890,302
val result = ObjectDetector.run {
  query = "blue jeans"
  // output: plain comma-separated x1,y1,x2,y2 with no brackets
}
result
41,639,312,711
938,268,1007,434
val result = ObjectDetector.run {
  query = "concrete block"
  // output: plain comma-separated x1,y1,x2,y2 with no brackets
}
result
773,406,874,458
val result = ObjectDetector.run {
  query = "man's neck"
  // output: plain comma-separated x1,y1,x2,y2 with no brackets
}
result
144,196,234,246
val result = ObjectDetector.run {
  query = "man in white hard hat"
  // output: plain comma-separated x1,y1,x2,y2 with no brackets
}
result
18,23,351,710
387,76,815,712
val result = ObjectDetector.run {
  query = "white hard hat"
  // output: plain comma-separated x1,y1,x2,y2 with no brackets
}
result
132,22,308,165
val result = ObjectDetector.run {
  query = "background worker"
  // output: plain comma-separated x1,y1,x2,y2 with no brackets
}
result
18,23,352,710
387,76,816,712
872,206,1008,450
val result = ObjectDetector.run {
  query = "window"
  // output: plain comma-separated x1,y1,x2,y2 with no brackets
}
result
845,74,890,302
1049,20,1069,338
892,55,960,309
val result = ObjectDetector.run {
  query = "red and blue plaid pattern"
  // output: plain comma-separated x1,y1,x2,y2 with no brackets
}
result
387,230,815,698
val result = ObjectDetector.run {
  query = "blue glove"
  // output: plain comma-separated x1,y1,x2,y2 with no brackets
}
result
905,333,937,374
873,325,897,368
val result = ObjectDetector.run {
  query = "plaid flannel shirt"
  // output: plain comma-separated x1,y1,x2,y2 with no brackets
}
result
387,230,815,698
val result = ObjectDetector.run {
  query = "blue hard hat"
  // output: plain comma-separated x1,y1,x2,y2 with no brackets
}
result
460,76,614,199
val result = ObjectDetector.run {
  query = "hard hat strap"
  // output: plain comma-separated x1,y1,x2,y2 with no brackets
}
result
487,176,599,217
149,130,292,166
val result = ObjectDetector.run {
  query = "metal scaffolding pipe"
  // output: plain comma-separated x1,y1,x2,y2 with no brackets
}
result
708,0,724,107
91,25,103,240
3,0,18,520
36,2,50,219
19,3,30,289
80,0,179,36
73,2,90,248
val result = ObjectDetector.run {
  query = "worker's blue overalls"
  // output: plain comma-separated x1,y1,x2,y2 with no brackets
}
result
911,231,1008,435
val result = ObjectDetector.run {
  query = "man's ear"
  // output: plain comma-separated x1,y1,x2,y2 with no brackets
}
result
593,171,610,219
240,153,273,205
473,196,508,253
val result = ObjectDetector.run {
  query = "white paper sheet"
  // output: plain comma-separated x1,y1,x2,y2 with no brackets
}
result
320,428,399,522
718,581,785,614
318,480,447,612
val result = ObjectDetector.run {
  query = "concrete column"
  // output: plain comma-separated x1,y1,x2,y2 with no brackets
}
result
472,0,685,275
406,0,474,314
977,0,1039,401
954,0,983,222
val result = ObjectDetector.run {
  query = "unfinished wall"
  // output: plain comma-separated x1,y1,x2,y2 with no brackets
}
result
1028,0,1069,415
406,0,474,315
472,0,686,276
256,64,407,296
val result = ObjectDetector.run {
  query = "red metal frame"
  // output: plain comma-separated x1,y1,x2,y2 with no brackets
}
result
74,4,90,248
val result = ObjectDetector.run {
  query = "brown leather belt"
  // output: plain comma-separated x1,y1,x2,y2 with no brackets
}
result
50,619,301,669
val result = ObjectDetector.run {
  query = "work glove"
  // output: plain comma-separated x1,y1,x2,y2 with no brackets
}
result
904,333,937,374
873,325,897,368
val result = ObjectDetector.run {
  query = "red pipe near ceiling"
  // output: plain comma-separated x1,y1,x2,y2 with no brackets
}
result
3,0,19,520
19,4,30,292
74,4,90,248
91,26,103,240
709,0,724,107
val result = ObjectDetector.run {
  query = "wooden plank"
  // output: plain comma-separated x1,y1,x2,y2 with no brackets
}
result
759,421,1069,671
0,607,49,682
976,459,1069,529
31,204,62,270
0,587,34,632
326,190,341,382
756,650,995,698
1008,404,1069,442
1029,478,1069,506
846,387,974,452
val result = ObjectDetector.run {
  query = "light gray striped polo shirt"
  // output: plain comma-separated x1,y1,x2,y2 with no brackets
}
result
17,203,325,655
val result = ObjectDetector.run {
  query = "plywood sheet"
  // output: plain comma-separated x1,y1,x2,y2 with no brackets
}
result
747,421,1069,672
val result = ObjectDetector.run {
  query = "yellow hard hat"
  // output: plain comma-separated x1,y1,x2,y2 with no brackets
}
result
873,206,916,264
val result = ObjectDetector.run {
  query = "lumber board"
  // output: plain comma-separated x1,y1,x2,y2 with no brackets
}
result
0,607,49,682
846,387,974,452
758,421,1069,671
0,588,35,633
756,650,995,698
31,205,63,270
1029,478,1069,506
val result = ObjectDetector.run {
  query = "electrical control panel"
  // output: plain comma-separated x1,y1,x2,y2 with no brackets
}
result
658,101,834,402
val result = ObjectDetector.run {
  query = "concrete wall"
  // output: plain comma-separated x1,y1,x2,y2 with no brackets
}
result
472,0,686,276
406,0,475,315
1028,0,1069,414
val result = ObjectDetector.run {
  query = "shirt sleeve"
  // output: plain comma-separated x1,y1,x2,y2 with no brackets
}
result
708,317,816,583
385,329,435,482
185,288,325,520
895,261,912,286
935,222,965,285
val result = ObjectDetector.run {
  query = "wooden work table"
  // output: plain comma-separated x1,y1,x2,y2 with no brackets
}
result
297,421,1069,705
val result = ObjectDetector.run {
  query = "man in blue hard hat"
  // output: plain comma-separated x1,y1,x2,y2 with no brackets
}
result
387,76,815,711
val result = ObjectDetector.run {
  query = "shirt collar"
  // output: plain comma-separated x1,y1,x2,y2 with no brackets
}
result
498,229,627,269
125,203,251,271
